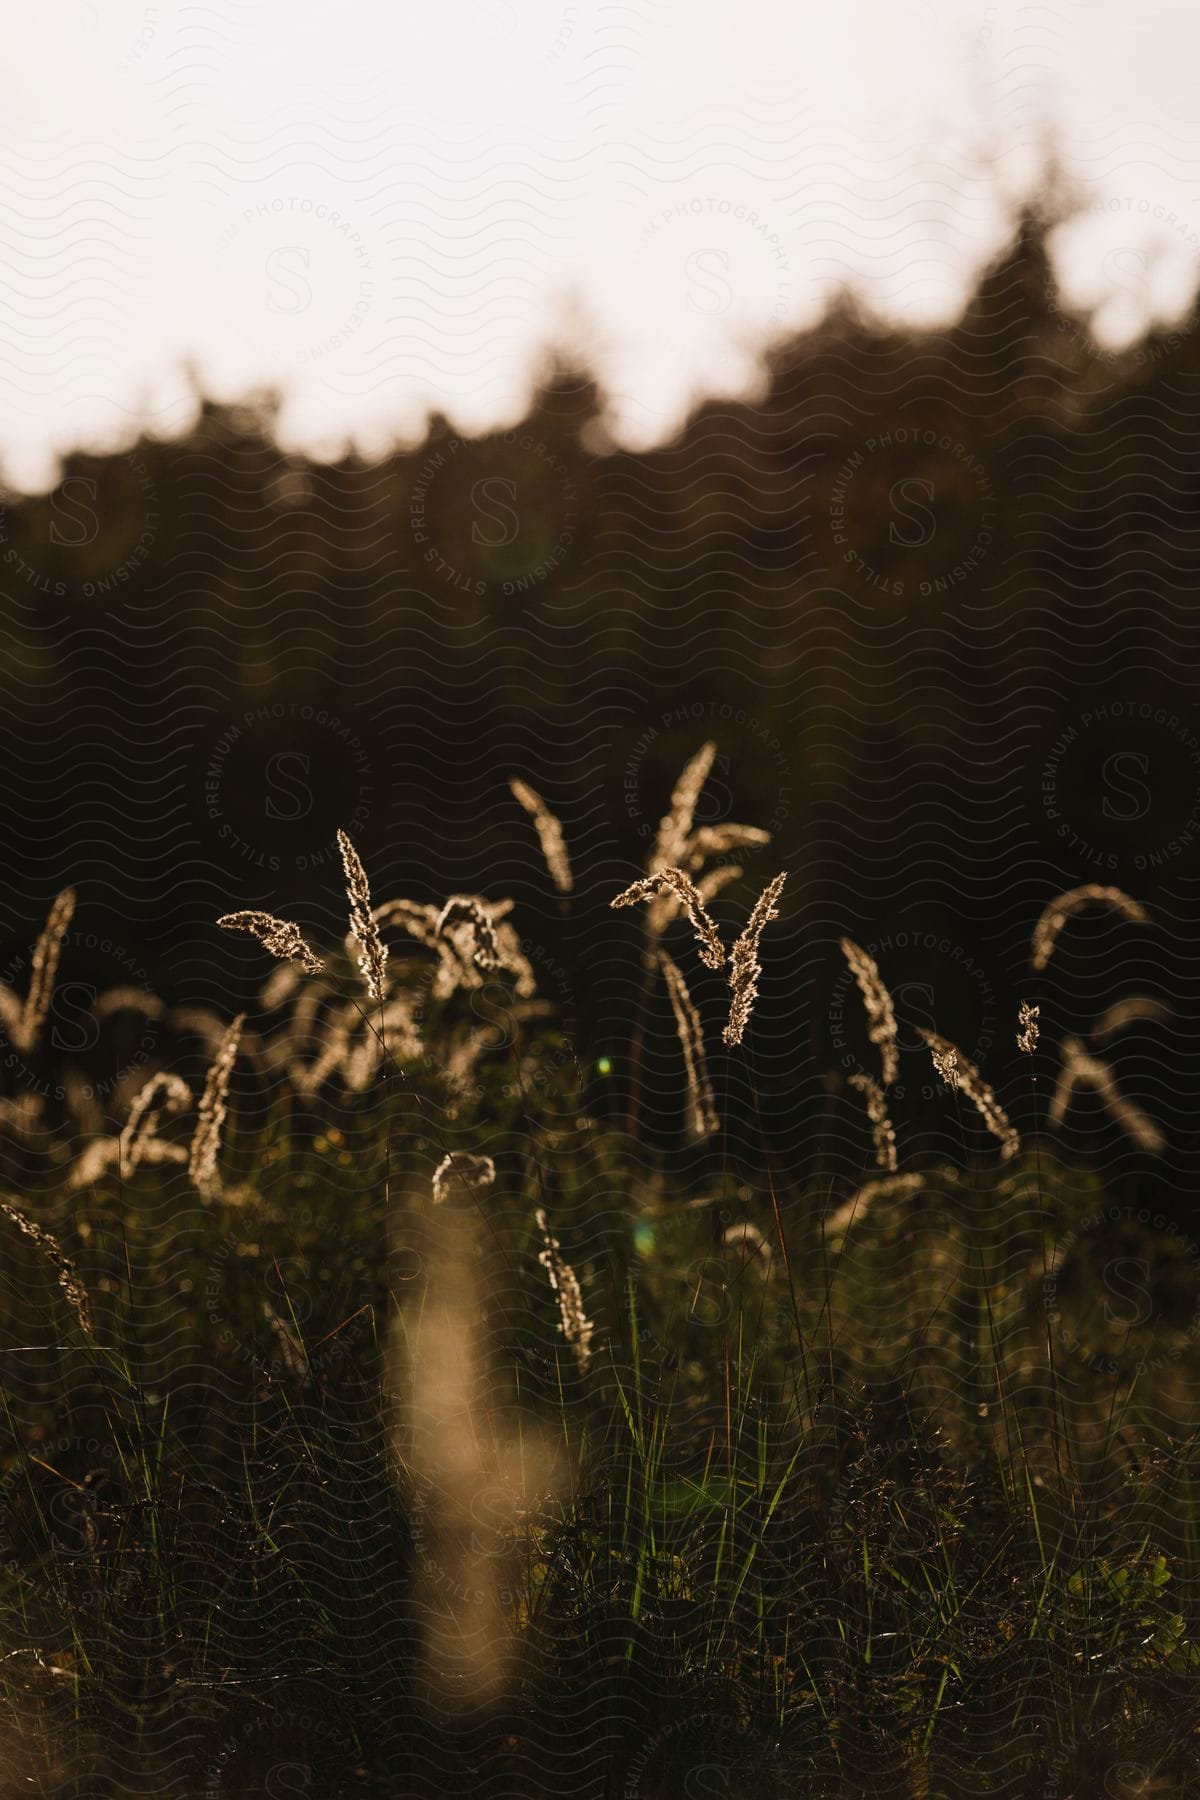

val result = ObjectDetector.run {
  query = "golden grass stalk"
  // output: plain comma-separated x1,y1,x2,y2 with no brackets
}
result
0,1094,45,1144
217,910,325,976
371,898,462,995
723,871,787,1046
337,829,389,1001
645,858,747,940
825,1173,925,1246
839,937,900,1085
287,1046,342,1098
848,1072,898,1172
371,898,442,947
487,919,536,997
436,895,502,972
120,1072,192,1171
432,1152,496,1207
651,740,717,871
535,1207,594,1369
509,779,573,893
722,1220,772,1272
69,1072,191,1188
453,907,535,993
612,867,725,971
189,1015,244,1200
342,996,422,1090
69,1132,186,1191
920,1029,1019,1160
375,992,423,1064
438,1026,498,1110
1048,1036,1166,1152
0,985,20,1040
928,1037,959,1089
1016,1000,1040,1055
68,1137,118,1190
144,1140,188,1168
4,887,77,1055
21,885,76,1053
74,1137,185,1195
287,997,356,1097
696,864,744,904
1030,883,1149,972
169,1005,236,1052
259,960,306,1011
284,979,331,1049
0,1199,93,1338
681,824,771,868
658,950,719,1139
372,895,534,999
1091,995,1172,1041
91,987,166,1022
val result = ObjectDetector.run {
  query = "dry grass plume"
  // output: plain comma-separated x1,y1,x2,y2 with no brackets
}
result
723,871,786,1046
839,937,900,1085
509,779,573,894
338,829,389,1001
1030,884,1149,972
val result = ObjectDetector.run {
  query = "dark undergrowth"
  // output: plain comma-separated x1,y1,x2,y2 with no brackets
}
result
1,823,1198,1797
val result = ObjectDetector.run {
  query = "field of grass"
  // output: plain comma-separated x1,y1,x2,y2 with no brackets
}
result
1,778,1198,1797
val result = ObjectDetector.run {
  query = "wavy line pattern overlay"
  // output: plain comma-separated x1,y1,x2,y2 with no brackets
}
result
3,7,1200,1797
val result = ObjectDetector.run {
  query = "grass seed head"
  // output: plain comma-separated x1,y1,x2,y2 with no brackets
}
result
120,1072,192,1171
189,1015,244,1201
722,1220,772,1271
839,937,900,1085
4,886,78,1056
651,740,717,872
337,829,389,1001
920,1029,1019,1160
436,895,502,973
217,911,325,976
848,1072,898,1172
658,950,720,1138
0,1200,94,1339
1017,1000,1040,1055
681,824,771,868
1030,884,1149,973
1048,1036,1165,1152
535,1207,594,1369
723,870,786,1046
613,867,726,971
509,779,573,894
432,1152,497,1207
825,1173,925,1246
1091,995,1171,1041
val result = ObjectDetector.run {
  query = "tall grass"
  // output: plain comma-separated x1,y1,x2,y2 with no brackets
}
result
0,769,1196,1797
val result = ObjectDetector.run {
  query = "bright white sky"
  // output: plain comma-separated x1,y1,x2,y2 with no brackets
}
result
4,0,1200,489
